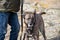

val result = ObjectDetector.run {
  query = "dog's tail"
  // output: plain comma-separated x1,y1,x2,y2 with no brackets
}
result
40,12,46,15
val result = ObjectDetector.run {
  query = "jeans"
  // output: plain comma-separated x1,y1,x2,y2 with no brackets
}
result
0,12,20,40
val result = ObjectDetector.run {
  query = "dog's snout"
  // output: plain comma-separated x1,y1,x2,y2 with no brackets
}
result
30,23,32,25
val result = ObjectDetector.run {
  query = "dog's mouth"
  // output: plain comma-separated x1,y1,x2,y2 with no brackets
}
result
27,23,33,34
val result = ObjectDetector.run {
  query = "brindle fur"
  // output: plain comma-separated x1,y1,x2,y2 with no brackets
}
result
22,12,46,40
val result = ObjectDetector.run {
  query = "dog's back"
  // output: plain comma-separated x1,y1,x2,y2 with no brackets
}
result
32,13,46,40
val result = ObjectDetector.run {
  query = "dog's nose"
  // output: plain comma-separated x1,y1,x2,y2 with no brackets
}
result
30,23,32,25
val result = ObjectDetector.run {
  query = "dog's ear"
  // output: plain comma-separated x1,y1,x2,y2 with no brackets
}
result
23,14,25,19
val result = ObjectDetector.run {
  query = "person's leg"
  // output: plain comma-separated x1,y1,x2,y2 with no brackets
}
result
8,12,20,40
0,12,10,40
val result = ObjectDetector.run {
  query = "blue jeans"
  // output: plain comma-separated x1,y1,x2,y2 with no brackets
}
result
0,12,20,40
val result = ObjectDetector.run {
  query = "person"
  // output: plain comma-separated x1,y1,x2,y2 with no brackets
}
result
0,0,20,40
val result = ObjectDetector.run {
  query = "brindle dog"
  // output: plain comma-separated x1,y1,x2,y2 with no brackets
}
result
23,11,46,40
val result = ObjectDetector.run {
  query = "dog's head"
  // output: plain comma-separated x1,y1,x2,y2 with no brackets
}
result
24,12,34,26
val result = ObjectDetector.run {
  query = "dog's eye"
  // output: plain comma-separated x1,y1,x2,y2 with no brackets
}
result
27,18,31,20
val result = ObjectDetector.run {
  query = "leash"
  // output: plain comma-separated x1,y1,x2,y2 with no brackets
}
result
20,0,24,40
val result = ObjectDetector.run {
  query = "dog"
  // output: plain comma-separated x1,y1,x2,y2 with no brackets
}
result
22,11,46,40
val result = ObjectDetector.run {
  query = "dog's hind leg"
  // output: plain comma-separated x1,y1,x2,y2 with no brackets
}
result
39,20,46,40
